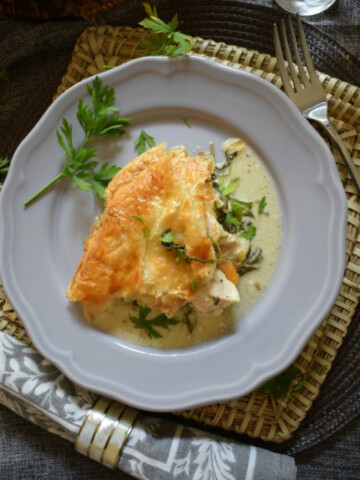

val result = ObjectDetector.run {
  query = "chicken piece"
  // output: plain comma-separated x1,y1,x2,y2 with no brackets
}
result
192,269,240,316
219,233,250,261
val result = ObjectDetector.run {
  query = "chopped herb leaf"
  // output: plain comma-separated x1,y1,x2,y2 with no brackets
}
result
229,202,245,221
129,305,179,338
134,129,155,154
175,249,183,262
161,230,174,244
181,304,197,333
225,213,242,226
230,202,245,213
0,156,10,174
183,117,191,128
219,177,240,196
230,197,253,208
0,156,10,190
239,224,256,239
258,196,267,215
131,215,150,237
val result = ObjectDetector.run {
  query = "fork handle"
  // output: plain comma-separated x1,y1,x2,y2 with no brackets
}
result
318,119,360,196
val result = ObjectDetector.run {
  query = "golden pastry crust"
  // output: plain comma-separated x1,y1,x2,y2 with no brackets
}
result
66,145,220,317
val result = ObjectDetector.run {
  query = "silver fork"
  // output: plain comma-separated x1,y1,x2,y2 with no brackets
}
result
274,15,360,195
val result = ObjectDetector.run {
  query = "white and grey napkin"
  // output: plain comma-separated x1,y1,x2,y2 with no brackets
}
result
0,331,296,480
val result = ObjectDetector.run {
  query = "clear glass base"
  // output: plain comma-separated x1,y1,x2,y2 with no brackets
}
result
274,0,337,16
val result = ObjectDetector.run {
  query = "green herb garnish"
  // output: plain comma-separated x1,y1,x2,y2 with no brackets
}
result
230,197,253,208
134,129,155,154
160,230,174,244
24,77,130,206
224,202,246,227
181,304,197,333
225,213,242,227
183,117,191,128
139,3,194,56
239,224,256,239
219,177,240,196
160,229,217,264
258,196,267,215
131,215,150,237
237,247,262,276
129,305,179,338
0,156,10,191
258,365,316,401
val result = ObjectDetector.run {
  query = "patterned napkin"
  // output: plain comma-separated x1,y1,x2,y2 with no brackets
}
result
0,331,296,479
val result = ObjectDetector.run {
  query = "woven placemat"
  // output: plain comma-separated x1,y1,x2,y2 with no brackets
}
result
1,24,360,445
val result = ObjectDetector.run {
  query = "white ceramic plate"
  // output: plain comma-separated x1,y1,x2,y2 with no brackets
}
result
0,56,347,411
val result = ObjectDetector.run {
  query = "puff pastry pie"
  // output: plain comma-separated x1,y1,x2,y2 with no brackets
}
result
67,144,245,318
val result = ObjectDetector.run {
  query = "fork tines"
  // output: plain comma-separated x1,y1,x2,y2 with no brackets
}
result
274,15,320,97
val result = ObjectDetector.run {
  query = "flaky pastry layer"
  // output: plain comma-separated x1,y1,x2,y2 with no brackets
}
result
66,145,220,317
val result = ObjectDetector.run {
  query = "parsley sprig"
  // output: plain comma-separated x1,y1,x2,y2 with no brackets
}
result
24,77,130,206
258,365,316,401
129,305,179,338
139,3,194,56
134,129,155,154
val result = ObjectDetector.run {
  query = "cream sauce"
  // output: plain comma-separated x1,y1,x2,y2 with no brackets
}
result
88,141,282,349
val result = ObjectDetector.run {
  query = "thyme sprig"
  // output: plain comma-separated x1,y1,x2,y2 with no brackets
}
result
237,247,262,276
139,3,194,56
24,77,130,206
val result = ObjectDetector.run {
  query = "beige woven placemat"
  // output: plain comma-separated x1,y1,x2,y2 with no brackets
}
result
1,25,360,444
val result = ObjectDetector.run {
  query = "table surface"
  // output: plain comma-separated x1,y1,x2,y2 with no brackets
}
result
250,0,360,58
0,1,359,479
